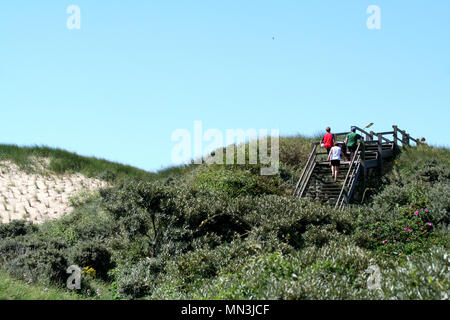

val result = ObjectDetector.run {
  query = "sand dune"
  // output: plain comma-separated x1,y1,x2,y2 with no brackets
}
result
0,161,107,224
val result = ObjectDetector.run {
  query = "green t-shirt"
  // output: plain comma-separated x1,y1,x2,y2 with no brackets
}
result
346,132,362,147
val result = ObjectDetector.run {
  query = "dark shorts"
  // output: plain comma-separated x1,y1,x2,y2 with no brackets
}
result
326,147,331,154
331,160,340,167
348,145,357,153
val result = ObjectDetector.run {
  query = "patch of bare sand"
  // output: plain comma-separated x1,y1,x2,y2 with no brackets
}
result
0,161,108,224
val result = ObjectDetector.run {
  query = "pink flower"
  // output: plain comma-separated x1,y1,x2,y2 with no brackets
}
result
427,222,432,226
382,240,387,244
425,209,429,213
409,206,413,210
414,211,419,216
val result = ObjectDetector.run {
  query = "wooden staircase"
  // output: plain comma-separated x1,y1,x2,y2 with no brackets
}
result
293,125,422,210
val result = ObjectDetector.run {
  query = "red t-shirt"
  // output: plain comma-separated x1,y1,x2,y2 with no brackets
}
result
323,133,334,149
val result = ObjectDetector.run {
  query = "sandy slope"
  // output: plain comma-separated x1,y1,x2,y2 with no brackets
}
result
0,160,107,224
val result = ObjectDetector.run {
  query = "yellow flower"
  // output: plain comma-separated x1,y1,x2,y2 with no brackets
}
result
83,266,96,278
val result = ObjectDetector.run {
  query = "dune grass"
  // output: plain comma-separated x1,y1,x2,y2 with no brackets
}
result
0,144,159,183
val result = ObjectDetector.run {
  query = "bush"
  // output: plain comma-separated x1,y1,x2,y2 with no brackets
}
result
194,166,280,197
112,258,164,299
39,201,118,245
0,220,37,239
7,244,69,287
68,190,100,208
182,242,378,300
381,246,449,299
68,241,115,280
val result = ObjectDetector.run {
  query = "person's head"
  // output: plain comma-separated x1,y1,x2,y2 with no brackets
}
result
351,126,356,133
421,137,426,142
326,127,331,133
334,142,340,146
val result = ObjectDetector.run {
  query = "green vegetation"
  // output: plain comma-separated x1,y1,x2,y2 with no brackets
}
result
0,140,448,300
0,269,112,300
0,144,177,182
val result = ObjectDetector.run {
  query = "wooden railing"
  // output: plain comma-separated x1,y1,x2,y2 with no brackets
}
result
293,143,318,198
330,125,422,147
335,143,362,210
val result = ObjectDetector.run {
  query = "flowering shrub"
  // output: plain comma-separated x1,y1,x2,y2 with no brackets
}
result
358,202,436,254
83,266,96,279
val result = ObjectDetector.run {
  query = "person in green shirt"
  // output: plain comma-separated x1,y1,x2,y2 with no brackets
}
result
345,127,364,161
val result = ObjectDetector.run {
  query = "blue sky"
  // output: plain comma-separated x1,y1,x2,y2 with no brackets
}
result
1,1,449,172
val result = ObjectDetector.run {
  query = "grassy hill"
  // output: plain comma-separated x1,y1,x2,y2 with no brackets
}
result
0,138,448,300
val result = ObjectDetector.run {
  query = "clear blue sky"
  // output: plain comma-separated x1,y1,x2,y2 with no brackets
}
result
1,1,449,172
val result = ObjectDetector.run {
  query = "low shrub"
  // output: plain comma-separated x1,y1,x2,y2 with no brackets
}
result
7,245,69,287
194,166,280,197
68,241,115,280
0,220,37,239
111,257,164,299
380,246,449,299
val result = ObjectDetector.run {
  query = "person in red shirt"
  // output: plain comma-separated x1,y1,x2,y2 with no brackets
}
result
321,127,335,155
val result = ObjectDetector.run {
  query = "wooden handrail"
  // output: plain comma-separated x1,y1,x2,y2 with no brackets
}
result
337,156,361,210
322,126,419,147
293,144,317,196
298,160,316,198
353,126,373,137
342,160,362,210
335,143,361,209
333,132,351,137
396,127,420,144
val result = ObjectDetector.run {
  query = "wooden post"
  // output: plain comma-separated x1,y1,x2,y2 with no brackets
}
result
377,133,383,176
363,167,367,193
393,125,398,149
361,141,365,161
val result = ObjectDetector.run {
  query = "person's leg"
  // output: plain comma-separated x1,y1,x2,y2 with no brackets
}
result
343,146,348,161
331,164,335,178
349,146,355,162
334,166,338,181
